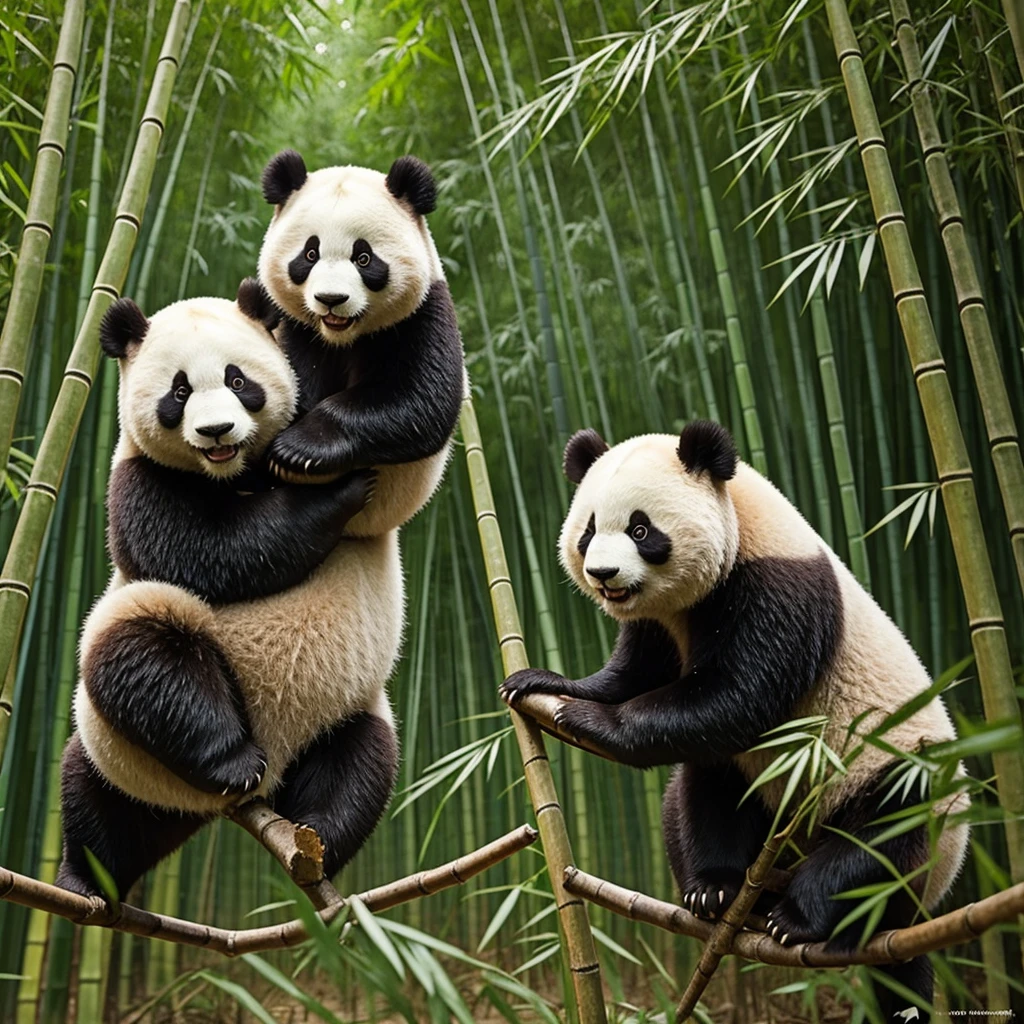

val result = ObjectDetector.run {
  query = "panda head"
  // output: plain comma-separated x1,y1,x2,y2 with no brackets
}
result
558,421,741,620
257,150,440,346
100,279,297,481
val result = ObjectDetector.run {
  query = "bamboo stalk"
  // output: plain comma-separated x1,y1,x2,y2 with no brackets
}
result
824,0,1024,892
0,0,86,477
229,799,343,911
1001,0,1024,85
675,819,798,1022
563,868,1024,968
0,0,192,763
889,0,1024,602
460,396,608,1024
0,826,538,956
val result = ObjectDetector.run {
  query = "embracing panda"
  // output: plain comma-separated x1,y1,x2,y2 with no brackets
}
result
56,154,465,899
502,421,969,1015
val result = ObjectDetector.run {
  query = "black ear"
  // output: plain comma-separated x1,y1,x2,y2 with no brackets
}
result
678,420,738,481
564,428,609,484
385,156,437,216
99,298,149,359
237,277,281,332
262,149,307,205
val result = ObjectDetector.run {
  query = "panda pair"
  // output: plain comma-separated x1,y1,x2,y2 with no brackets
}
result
55,154,465,898
502,422,968,1012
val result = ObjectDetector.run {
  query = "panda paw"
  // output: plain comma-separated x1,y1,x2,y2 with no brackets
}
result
552,698,618,747
267,414,351,482
764,897,825,947
189,743,268,798
499,668,573,706
682,879,740,921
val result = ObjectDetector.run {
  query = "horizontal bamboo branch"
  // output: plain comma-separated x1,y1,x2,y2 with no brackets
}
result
564,867,1024,967
0,825,538,957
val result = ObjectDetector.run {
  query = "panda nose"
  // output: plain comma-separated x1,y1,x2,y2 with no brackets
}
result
587,566,619,583
196,422,234,439
315,292,349,309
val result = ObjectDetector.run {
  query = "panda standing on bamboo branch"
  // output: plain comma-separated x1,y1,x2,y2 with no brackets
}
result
501,421,969,1013
256,149,466,526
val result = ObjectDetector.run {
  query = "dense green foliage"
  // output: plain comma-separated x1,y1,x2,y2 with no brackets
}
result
0,0,1022,1019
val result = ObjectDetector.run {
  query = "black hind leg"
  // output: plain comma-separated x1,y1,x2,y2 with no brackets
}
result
662,761,772,920
55,733,209,899
273,710,399,879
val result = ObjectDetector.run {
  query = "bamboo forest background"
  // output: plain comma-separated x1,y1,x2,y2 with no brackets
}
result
0,0,1022,1020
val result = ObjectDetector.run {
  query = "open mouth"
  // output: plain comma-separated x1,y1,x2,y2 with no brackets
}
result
599,585,636,604
198,444,239,464
321,312,361,332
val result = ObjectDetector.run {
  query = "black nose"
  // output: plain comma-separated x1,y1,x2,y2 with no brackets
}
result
315,292,349,308
587,566,619,582
196,422,233,438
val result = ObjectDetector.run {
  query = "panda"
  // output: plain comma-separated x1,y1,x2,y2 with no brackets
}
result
55,281,405,899
501,421,969,1012
256,150,465,537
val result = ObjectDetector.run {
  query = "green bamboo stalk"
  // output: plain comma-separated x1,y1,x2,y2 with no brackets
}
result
0,0,86,479
459,391,607,1024
677,72,767,474
75,929,111,1024
113,0,155,200
1001,0,1024,85
824,0,1024,894
0,0,192,763
891,0,1024,602
134,12,222,310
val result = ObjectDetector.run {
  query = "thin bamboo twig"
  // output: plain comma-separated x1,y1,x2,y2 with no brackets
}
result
0,826,538,956
460,396,609,1024
0,0,192,762
823,0,1024,894
675,819,799,1022
563,868,1024,968
0,0,86,476
891,0,1024,603
229,799,342,911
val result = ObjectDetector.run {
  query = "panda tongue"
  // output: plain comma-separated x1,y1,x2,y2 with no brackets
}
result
205,445,237,462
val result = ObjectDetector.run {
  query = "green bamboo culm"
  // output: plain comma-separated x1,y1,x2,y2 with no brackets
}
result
0,0,86,476
890,0,1024,602
823,0,1024,897
460,396,608,1024
0,0,192,762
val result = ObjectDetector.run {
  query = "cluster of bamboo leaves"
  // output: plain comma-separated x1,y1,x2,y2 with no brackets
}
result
0,0,1023,1019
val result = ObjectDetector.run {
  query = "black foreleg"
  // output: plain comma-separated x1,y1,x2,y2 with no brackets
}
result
661,761,772,920
273,710,399,878
84,614,266,795
55,733,209,898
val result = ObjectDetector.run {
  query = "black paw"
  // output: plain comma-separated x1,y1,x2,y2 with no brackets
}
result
186,742,268,797
54,861,101,899
682,878,740,921
331,468,377,519
764,897,826,946
552,698,616,744
499,668,571,706
268,412,351,481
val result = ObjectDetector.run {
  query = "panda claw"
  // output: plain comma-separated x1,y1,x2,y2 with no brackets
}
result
781,933,789,946
718,889,725,907
701,892,707,910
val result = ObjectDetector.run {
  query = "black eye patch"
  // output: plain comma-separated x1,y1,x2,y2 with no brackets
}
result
288,235,319,284
224,364,265,412
627,510,672,565
157,370,191,428
351,238,389,292
577,512,596,557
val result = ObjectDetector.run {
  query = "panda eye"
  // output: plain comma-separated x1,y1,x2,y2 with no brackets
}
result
356,251,371,268
306,248,318,262
230,376,245,392
631,524,648,542
173,385,189,403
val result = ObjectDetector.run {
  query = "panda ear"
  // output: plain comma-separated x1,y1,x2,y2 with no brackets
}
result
237,277,281,332
262,149,307,205
99,298,149,359
678,420,738,481
563,428,609,484
385,156,437,216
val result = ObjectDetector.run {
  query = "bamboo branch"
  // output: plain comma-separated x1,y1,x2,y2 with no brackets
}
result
676,820,799,1022
229,799,342,911
0,825,538,956
564,867,1024,968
